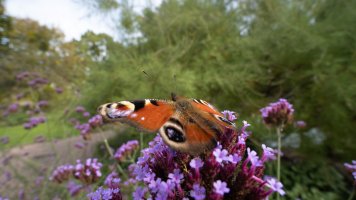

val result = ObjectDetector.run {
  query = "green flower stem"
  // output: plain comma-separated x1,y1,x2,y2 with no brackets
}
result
99,130,127,179
140,132,143,152
276,126,283,200
348,187,355,200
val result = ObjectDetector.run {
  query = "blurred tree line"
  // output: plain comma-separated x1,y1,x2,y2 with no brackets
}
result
79,0,356,198
81,0,356,157
1,0,356,199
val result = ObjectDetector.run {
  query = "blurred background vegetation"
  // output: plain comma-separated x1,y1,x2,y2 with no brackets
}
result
1,0,355,199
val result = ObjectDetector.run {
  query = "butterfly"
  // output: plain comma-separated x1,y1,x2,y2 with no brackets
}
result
97,94,236,155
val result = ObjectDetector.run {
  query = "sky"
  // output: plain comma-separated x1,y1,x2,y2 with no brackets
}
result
4,0,161,41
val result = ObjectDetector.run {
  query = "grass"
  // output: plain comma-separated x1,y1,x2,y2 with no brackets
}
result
0,111,77,149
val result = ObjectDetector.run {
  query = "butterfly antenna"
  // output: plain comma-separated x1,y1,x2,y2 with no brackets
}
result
142,70,150,78
173,74,178,95
171,92,177,101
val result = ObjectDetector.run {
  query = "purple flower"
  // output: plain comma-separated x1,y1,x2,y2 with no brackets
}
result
55,87,63,94
16,93,24,100
88,186,122,200
261,144,277,162
260,98,294,127
16,71,30,80
213,148,230,163
344,160,356,171
0,195,9,200
107,114,284,199
73,158,103,184
83,112,91,117
75,123,91,139
37,100,49,108
74,141,86,149
88,115,103,128
228,153,242,164
34,135,46,143
49,164,74,183
345,160,356,182
168,168,184,185
295,120,306,129
266,177,286,196
132,186,147,200
148,178,162,193
222,110,238,121
114,140,139,162
133,164,150,181
213,180,230,195
3,171,12,182
35,176,44,186
18,188,25,200
190,184,206,200
190,158,204,169
67,181,83,197
105,172,121,188
1,136,9,144
8,103,19,113
247,148,262,167
75,106,86,113
23,123,33,129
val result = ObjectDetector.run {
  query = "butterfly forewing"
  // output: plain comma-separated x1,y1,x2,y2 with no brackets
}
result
98,99,175,132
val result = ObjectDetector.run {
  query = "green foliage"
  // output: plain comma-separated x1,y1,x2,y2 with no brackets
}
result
77,0,356,198
81,0,356,161
282,160,348,199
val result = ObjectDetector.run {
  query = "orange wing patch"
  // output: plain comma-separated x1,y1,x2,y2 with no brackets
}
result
98,99,174,132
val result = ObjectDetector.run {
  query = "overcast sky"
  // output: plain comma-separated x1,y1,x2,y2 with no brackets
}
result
4,0,161,41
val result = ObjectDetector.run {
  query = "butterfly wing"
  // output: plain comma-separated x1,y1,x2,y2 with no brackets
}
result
98,97,235,155
98,99,174,132
157,98,235,155
191,99,236,129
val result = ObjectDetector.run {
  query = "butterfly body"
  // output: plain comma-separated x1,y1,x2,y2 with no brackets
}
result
98,96,235,155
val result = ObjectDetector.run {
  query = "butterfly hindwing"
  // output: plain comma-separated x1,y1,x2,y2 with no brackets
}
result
158,112,218,155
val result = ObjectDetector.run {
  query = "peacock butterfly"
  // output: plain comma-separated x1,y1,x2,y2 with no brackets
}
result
97,93,235,155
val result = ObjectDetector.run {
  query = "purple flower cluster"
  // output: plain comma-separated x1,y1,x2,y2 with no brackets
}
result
344,160,356,184
75,106,86,113
49,164,74,183
0,195,10,200
87,187,122,200
294,120,307,129
75,105,91,117
104,172,121,188
1,136,9,144
67,181,83,197
16,71,49,88
88,114,103,127
72,105,104,139
50,158,103,185
87,171,123,200
73,158,103,184
74,114,103,140
27,78,49,88
114,140,139,162
222,110,238,121
37,100,49,108
260,98,294,127
23,116,46,129
55,87,63,94
118,115,284,200
2,103,19,116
